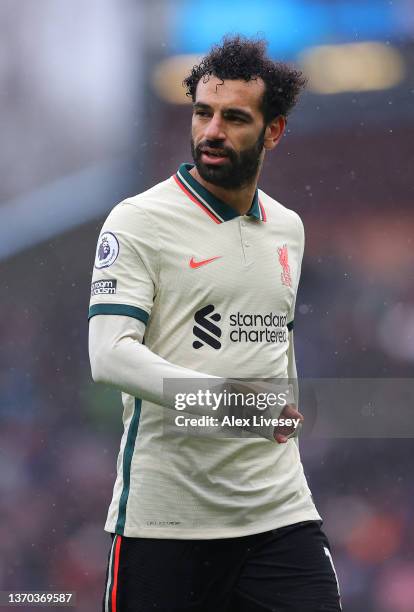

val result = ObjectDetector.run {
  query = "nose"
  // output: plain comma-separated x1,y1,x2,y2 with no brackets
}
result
203,113,226,141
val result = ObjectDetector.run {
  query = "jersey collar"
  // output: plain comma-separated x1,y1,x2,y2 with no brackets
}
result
175,163,265,223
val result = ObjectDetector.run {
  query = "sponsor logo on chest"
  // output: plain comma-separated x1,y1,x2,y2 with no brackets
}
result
192,305,288,350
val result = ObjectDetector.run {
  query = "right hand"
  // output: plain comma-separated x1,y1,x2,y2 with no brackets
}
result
273,403,304,444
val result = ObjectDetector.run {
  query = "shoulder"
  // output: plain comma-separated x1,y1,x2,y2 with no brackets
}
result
259,189,304,238
101,175,178,229
123,175,178,212
105,174,187,229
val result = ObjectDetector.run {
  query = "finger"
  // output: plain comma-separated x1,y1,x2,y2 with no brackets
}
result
274,432,288,444
282,405,304,422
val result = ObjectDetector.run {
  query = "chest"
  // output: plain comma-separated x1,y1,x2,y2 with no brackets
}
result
156,215,299,315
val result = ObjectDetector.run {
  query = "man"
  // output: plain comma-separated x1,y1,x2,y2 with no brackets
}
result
89,35,341,612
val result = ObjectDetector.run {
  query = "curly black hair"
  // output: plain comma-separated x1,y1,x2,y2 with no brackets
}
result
183,34,306,123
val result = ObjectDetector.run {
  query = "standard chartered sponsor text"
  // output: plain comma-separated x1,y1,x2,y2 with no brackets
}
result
229,312,288,343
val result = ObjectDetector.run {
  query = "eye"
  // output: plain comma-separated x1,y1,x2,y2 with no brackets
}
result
195,110,209,117
226,115,246,123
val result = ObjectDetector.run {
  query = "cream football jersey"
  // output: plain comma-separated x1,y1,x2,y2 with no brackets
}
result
89,163,321,538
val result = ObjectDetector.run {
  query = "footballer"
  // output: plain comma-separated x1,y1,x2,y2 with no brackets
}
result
89,35,341,612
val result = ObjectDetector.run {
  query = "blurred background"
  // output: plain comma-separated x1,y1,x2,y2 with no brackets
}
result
1,0,414,610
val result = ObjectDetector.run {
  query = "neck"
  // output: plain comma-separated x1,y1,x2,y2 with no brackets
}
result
189,166,260,216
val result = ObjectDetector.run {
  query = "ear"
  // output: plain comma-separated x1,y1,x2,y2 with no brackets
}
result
263,116,286,151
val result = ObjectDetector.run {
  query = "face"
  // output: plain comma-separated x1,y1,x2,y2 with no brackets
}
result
190,76,276,190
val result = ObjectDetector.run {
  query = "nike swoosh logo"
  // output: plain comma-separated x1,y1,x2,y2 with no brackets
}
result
189,256,222,269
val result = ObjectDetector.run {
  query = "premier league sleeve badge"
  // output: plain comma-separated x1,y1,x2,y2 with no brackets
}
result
94,232,120,269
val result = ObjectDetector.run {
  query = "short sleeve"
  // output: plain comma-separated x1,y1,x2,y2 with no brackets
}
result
287,216,305,332
88,200,158,326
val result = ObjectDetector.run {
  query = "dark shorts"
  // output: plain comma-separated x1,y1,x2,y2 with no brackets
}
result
102,520,342,612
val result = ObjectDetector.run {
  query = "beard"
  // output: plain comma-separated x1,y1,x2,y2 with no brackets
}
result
190,127,266,190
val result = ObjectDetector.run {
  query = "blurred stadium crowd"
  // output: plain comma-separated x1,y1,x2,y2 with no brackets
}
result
1,1,414,610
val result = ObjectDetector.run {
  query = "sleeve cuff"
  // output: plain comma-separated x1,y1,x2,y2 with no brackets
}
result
88,303,149,325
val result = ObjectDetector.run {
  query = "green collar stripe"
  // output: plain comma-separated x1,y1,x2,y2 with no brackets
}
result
176,163,262,222
176,169,225,223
